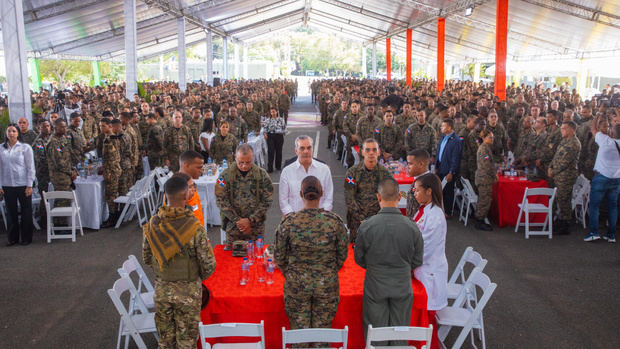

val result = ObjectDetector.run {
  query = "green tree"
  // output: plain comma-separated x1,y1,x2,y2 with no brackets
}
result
38,60,92,87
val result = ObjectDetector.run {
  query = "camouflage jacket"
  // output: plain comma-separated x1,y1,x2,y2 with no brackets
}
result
344,163,392,217
242,111,261,133
374,123,404,156
487,124,507,162
66,126,86,166
475,143,497,186
163,125,195,158
46,134,73,177
32,134,51,180
344,112,363,142
102,134,122,178
550,136,581,178
209,133,237,165
146,124,165,157
406,123,437,156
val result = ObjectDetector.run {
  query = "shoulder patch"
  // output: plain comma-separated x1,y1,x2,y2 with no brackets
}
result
346,176,356,186
217,177,226,187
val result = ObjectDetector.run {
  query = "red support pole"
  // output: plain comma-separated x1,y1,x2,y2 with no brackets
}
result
406,29,412,87
495,0,508,101
386,37,391,81
437,18,445,93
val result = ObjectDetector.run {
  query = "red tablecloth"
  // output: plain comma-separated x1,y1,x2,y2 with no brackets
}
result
201,245,429,348
490,175,549,227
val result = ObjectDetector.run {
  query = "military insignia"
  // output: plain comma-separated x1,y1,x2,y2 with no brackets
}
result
217,178,226,186
346,176,355,185
484,155,489,160
36,144,44,149
375,128,380,134
460,136,464,140
56,147,62,153
66,135,72,140
343,115,348,120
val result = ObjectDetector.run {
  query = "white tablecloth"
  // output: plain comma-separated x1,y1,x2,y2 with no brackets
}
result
195,175,221,226
74,175,108,229
248,135,267,168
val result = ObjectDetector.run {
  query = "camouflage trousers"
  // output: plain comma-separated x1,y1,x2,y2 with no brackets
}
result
149,154,164,171
118,167,135,196
50,174,72,209
336,132,345,158
284,289,339,348
104,172,120,214
555,175,576,220
154,280,201,349
475,183,493,220
168,152,181,173
224,221,263,245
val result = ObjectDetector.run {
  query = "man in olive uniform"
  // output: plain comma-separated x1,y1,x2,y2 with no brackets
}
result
548,121,581,234
215,144,273,245
185,108,203,151
120,112,139,186
112,119,134,196
395,103,416,131
242,102,261,134
355,178,424,342
343,100,364,168
278,89,291,124
374,110,405,162
32,120,52,195
226,107,248,143
67,112,86,167
82,101,100,148
513,116,534,168
46,119,75,210
406,109,437,160
130,112,144,179
528,118,549,175
332,100,349,160
17,117,38,145
146,114,165,169
458,116,476,182
164,111,195,173
99,119,122,228
143,176,216,349
356,107,381,150
344,138,393,243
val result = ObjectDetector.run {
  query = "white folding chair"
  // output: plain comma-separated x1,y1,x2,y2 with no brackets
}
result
332,135,339,155
340,134,348,167
31,190,42,230
571,175,590,229
115,178,149,228
108,276,157,349
220,228,227,245
447,247,488,301
459,178,477,227
42,190,84,243
452,183,464,217
283,326,348,349
117,255,155,312
352,147,360,166
436,270,496,349
365,324,431,349
199,321,265,349
515,187,557,239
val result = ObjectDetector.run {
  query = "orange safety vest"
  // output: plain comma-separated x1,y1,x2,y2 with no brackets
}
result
187,190,204,226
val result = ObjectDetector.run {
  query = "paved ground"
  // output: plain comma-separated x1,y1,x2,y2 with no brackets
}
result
1,96,619,349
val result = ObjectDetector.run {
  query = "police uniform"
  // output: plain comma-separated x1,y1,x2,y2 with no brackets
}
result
143,206,216,349
474,143,497,221
274,208,348,335
344,163,392,243
214,162,273,243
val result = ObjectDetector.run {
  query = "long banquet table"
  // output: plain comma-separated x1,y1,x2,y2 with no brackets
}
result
201,245,429,348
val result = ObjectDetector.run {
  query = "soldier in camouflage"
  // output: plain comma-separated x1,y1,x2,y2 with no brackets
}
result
275,176,348,343
17,118,38,146
67,112,86,167
185,108,203,152
99,119,122,228
278,89,291,124
226,107,248,143
242,101,261,133
146,114,165,169
111,119,134,196
164,111,195,173
474,129,497,231
143,175,216,349
209,121,238,165
215,144,273,245
343,100,364,168
406,109,437,159
548,121,581,234
46,119,76,212
374,110,405,161
344,138,393,243
486,110,507,163
332,100,349,160
32,120,52,196
120,112,139,186
356,107,381,150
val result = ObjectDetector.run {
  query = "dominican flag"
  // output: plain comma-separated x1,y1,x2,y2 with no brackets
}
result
36,144,44,149
56,147,62,152
375,128,380,134
217,178,226,186
346,176,355,186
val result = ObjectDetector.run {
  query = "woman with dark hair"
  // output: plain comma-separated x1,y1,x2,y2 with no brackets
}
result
474,129,497,231
209,121,237,165
264,106,286,173
275,175,348,334
0,123,36,246
199,118,215,161
412,173,448,349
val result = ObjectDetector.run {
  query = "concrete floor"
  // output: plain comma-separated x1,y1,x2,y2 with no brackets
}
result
1,96,618,349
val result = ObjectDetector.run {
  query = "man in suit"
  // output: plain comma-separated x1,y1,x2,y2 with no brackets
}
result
434,118,463,216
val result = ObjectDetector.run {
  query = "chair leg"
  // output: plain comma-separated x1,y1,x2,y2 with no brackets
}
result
548,214,553,239
464,203,470,226
71,213,76,243
515,207,523,233
47,215,52,243
76,208,84,236
115,203,130,229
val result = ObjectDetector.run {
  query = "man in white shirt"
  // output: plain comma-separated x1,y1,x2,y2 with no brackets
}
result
405,149,431,218
584,118,620,243
279,135,333,215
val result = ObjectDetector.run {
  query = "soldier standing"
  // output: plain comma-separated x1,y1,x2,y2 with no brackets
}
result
146,114,165,169
214,144,273,246
209,121,238,165
67,112,86,167
17,117,38,145
111,119,134,196
332,100,348,161
343,100,363,168
242,101,261,134
278,88,291,124
32,120,52,196
548,121,581,234
356,107,381,150
185,108,203,151
46,119,76,211
406,110,437,160
99,119,122,228
374,110,405,162
226,107,248,144
474,129,497,231
486,110,507,163
344,138,392,243
143,175,216,349
164,111,195,173
275,176,348,335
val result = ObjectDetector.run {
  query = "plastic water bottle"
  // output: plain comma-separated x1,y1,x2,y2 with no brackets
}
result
222,159,228,169
257,259,265,283
524,167,529,176
240,258,249,286
265,259,275,285
208,157,212,164
256,236,264,261
207,168,213,176
247,240,255,265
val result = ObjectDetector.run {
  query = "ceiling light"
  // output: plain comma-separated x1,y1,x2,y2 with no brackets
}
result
465,5,474,16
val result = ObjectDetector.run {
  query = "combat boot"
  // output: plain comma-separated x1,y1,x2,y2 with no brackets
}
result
475,218,493,231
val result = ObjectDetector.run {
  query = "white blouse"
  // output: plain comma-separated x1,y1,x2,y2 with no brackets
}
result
0,141,36,188
413,203,449,311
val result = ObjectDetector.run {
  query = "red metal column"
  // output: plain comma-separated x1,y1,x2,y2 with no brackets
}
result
495,0,509,100
406,29,412,87
437,18,445,93
386,37,391,81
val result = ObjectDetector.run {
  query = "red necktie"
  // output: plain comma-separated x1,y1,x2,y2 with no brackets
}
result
414,204,426,223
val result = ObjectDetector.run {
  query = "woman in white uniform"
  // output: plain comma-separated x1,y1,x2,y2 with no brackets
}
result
412,173,448,348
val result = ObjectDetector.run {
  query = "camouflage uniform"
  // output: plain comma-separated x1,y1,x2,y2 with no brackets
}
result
550,136,581,220
344,164,392,243
356,115,381,145
274,208,348,339
514,128,534,162
242,110,261,133
394,113,415,132
487,124,507,163
406,123,437,158
46,134,73,209
147,123,165,170
66,125,86,166
475,143,497,220
458,128,473,183
278,93,291,123
332,109,347,158
185,118,203,151
526,130,548,169
579,131,597,180
124,125,140,183
82,113,99,148
506,116,522,152
374,123,405,160
214,163,273,243
142,207,216,349
343,112,362,168
116,131,134,196
226,116,248,144
209,133,237,165
102,135,122,214
21,129,38,146
164,125,195,173
32,134,51,194
131,123,144,178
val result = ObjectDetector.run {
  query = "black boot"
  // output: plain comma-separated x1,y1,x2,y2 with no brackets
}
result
555,220,570,235
102,212,118,229
475,218,493,231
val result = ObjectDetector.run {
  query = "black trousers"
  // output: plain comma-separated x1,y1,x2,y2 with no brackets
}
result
438,173,457,216
3,186,33,244
267,133,284,171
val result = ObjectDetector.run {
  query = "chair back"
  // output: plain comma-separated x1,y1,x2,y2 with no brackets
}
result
117,255,155,313
107,276,149,349
283,327,348,349
461,177,477,200
42,190,76,211
448,247,488,285
199,321,265,349
365,325,431,349
453,269,497,312
522,187,556,207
